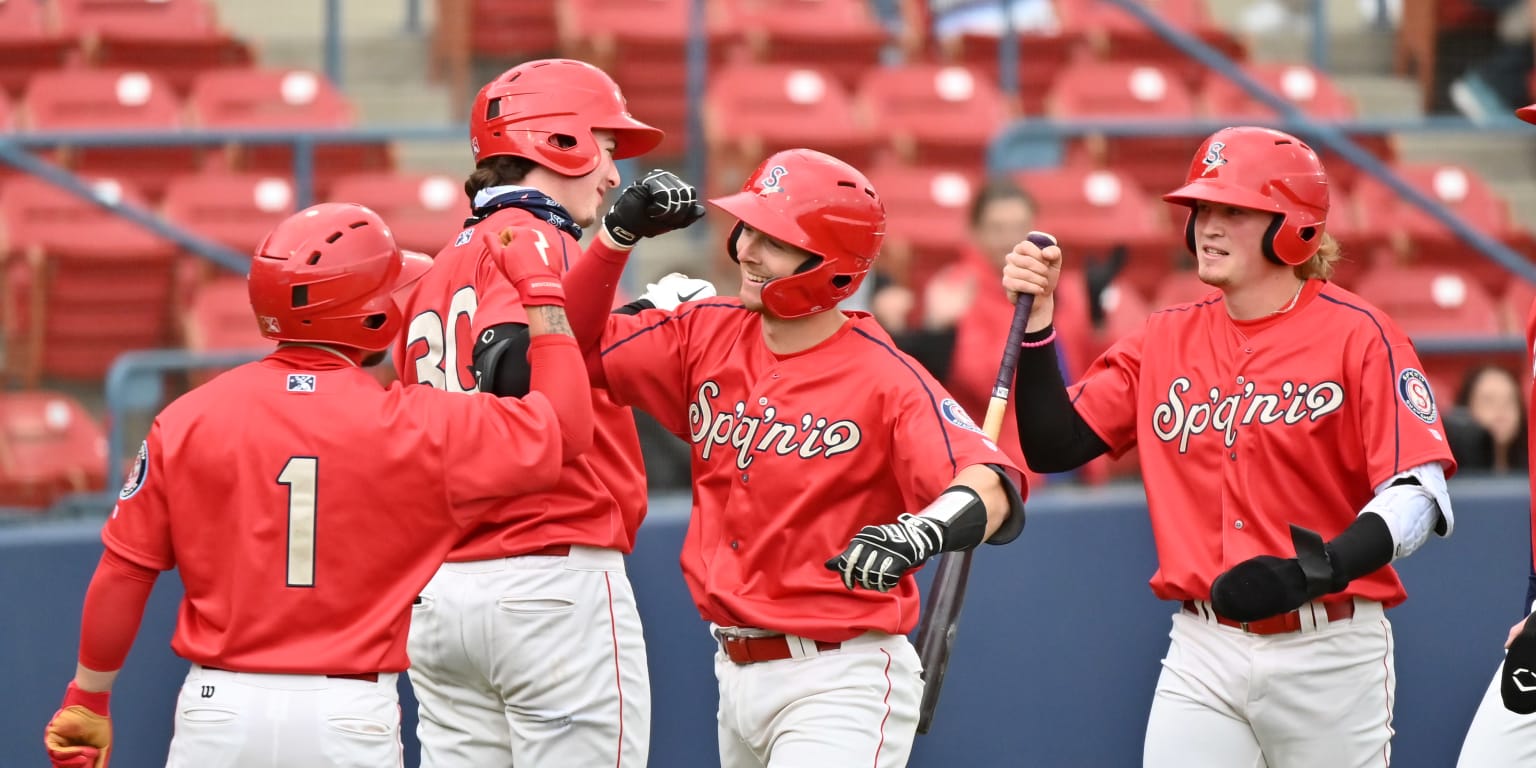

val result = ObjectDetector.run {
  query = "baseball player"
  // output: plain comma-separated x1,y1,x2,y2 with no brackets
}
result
1454,101,1536,768
393,58,706,767
560,148,1027,767
1002,126,1456,767
41,203,592,768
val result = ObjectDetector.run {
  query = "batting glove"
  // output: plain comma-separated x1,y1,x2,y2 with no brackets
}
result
640,272,716,312
1210,524,1340,623
601,170,706,248
480,227,564,307
826,513,947,592
44,682,111,768
1503,613,1536,713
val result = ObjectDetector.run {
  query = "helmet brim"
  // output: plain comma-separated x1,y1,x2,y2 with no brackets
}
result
709,190,818,256
391,249,434,301
606,117,666,160
1518,104,1536,125
1163,178,1281,214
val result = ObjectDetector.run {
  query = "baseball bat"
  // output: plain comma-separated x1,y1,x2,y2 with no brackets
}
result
914,230,1056,735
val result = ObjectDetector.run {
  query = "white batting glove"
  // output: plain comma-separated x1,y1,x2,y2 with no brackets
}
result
641,272,716,312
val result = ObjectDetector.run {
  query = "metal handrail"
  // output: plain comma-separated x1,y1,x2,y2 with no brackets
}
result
102,349,268,477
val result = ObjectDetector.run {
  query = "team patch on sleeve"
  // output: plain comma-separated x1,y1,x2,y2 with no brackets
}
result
1397,368,1437,423
119,440,149,500
940,398,985,435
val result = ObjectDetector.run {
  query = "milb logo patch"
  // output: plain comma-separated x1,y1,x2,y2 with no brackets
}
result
941,398,984,435
1398,368,1437,424
287,374,317,393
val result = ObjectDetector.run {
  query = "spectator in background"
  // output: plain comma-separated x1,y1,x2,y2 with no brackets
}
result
903,0,1059,39
1445,364,1529,473
1447,0,1534,121
871,179,1093,480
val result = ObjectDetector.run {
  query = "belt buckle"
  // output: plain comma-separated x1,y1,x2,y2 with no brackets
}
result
714,626,780,642
1239,621,1251,633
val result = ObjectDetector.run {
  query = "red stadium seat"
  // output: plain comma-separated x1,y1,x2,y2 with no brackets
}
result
328,172,466,254
0,0,76,97
935,31,1085,115
725,0,890,90
54,0,252,94
1150,268,1217,310
466,0,558,58
0,390,108,508
161,172,293,300
0,176,178,384
856,64,1011,168
1353,162,1523,293
1353,265,1508,398
1015,164,1183,299
21,68,198,199
187,68,392,192
1056,0,1245,86
703,63,877,195
559,0,740,159
181,274,265,385
1046,60,1200,192
864,163,975,288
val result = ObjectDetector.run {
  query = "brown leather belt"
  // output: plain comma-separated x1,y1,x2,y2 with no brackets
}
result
1183,599,1356,635
717,632,841,665
202,666,379,683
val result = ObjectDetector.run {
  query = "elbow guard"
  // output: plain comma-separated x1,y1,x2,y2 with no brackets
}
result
1365,461,1453,560
472,322,532,396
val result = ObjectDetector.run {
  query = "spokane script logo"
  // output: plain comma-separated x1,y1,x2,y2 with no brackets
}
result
690,380,862,469
1152,376,1344,452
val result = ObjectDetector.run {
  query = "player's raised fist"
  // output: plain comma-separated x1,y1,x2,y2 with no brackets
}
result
481,227,565,307
601,169,707,248
1001,231,1061,303
44,683,111,768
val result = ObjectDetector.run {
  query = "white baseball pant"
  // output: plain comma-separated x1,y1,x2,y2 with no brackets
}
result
165,665,402,768
1143,599,1395,768
714,628,922,768
407,545,649,767
1456,660,1536,767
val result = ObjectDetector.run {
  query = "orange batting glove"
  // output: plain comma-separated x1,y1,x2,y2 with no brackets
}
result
44,682,112,768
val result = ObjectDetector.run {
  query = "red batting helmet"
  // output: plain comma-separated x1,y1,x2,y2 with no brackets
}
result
249,203,432,352
1163,126,1329,266
469,59,664,177
710,149,886,319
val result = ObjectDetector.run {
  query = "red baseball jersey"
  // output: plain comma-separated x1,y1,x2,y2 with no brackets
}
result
394,207,647,559
1069,279,1456,607
101,346,564,674
1526,298,1536,611
597,300,1024,642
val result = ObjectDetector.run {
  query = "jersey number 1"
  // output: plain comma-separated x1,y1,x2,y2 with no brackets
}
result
279,457,318,588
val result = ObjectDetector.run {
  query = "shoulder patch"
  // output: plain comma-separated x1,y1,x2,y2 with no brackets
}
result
1398,368,1437,423
454,227,474,247
119,440,149,500
940,398,985,435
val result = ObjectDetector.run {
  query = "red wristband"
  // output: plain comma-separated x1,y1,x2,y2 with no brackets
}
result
63,682,110,714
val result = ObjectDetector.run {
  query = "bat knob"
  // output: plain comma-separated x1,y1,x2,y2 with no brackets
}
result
1025,231,1057,249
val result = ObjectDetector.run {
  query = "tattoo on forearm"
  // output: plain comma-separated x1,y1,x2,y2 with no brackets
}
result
529,306,574,337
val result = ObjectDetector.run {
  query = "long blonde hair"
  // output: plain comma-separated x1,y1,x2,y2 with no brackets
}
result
1293,232,1341,281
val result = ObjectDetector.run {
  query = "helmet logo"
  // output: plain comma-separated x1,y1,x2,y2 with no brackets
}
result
1200,141,1227,176
470,136,480,156
758,165,789,195
259,315,281,333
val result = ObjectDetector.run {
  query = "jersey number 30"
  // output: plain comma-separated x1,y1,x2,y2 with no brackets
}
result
279,457,318,588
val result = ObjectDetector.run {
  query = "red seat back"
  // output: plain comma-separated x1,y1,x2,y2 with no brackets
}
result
857,64,1011,167
328,172,467,254
0,390,108,508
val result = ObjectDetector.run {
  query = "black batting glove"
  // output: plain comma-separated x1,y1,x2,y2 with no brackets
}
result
1210,524,1341,623
601,169,706,248
825,513,948,593
1503,614,1536,713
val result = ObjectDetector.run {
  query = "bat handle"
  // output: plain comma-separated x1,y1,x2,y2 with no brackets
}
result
991,231,1056,400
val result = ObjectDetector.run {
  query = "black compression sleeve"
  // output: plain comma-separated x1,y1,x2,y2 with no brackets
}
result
473,322,532,397
1012,326,1110,473
890,326,957,380
1324,512,1396,589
